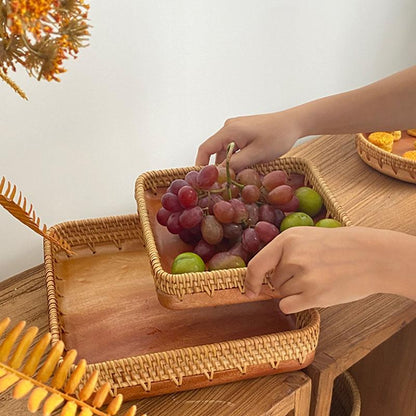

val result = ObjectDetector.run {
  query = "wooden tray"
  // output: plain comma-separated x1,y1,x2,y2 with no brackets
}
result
44,215,320,401
355,132,416,184
135,157,352,309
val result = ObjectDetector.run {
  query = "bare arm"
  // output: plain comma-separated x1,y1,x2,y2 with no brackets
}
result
196,65,416,171
294,65,416,136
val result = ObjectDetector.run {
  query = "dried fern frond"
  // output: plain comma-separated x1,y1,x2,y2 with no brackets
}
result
0,317,139,416
0,176,74,255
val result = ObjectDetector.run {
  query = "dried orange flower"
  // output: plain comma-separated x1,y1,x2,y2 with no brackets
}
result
368,132,394,153
0,0,90,98
402,150,416,161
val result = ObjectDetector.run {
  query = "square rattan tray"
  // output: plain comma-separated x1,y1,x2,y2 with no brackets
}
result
44,214,320,400
135,156,352,310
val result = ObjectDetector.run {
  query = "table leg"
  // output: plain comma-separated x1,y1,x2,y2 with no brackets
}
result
304,364,334,416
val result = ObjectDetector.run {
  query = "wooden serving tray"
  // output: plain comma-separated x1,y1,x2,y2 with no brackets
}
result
356,131,416,184
44,215,320,400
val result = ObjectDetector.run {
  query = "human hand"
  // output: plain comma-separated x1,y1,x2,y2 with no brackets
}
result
245,226,416,314
195,110,302,171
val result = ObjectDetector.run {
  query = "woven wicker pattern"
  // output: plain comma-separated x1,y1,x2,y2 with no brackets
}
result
135,157,352,299
44,214,320,395
44,215,143,346
331,371,361,416
355,133,416,183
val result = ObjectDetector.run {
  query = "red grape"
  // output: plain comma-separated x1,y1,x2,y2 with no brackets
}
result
167,212,183,234
274,209,285,228
194,240,216,262
179,206,203,229
230,199,248,223
213,200,235,224
201,215,223,245
197,165,219,189
223,223,243,241
179,229,200,244
275,195,299,212
222,184,240,200
229,242,249,263
178,185,198,208
208,252,246,270
157,207,171,226
185,170,199,188
217,166,236,184
161,193,183,212
167,179,188,195
286,173,305,190
245,203,259,226
199,194,223,214
267,185,294,206
255,221,279,243
262,170,287,191
236,169,261,187
242,228,261,253
241,185,260,203
259,204,275,223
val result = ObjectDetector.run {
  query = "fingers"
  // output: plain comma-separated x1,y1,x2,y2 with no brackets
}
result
195,127,230,166
226,144,259,172
279,294,314,314
245,238,284,297
269,263,299,294
215,149,227,165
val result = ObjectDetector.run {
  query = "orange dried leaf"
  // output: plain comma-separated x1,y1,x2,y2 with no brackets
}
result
13,379,34,399
43,392,65,416
22,333,52,376
0,373,19,392
64,358,87,395
36,340,65,383
60,401,78,416
8,326,39,369
79,370,99,401
0,320,26,362
51,349,77,389
92,382,111,408
107,394,123,415
0,317,11,337
0,177,74,254
28,386,49,412
124,406,138,416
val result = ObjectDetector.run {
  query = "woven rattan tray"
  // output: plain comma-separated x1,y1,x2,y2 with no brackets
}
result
135,157,352,309
44,214,320,400
355,132,416,184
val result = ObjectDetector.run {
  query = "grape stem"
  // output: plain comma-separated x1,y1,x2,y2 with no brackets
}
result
230,179,244,189
225,142,236,200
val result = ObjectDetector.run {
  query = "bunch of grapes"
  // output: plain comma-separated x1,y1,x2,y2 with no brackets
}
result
156,164,322,271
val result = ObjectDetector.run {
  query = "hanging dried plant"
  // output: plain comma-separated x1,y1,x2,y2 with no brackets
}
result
0,317,140,416
0,0,90,99
0,176,74,255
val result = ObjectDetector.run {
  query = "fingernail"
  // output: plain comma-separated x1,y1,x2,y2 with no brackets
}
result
245,289,257,299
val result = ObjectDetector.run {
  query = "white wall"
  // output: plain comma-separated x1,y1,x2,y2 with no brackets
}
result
1,0,415,281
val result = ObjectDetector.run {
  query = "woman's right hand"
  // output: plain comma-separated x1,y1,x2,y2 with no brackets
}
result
195,110,303,171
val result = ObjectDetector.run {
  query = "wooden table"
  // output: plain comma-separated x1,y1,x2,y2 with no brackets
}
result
1,134,415,415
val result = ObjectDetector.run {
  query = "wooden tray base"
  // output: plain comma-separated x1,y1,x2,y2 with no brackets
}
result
55,240,296,364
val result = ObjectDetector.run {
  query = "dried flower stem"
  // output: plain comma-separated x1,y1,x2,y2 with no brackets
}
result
0,70,27,100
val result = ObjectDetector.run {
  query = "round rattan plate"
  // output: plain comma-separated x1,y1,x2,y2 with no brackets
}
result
355,132,416,184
